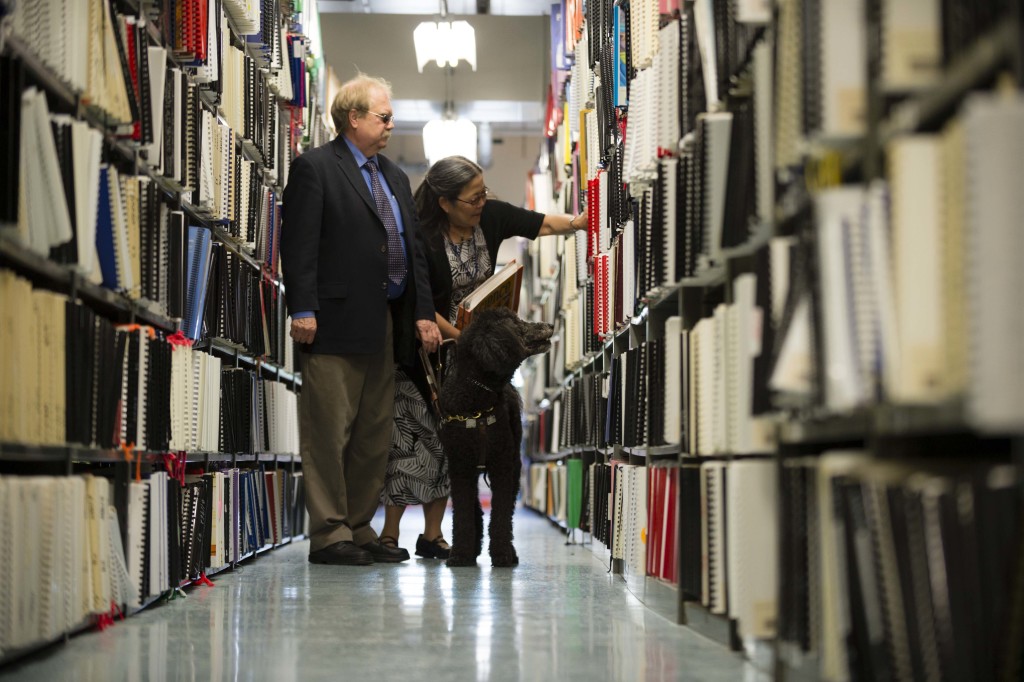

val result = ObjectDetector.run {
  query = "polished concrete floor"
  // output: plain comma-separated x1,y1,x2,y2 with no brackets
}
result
1,505,768,682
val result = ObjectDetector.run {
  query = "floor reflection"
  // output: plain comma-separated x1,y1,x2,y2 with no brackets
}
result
0,509,762,682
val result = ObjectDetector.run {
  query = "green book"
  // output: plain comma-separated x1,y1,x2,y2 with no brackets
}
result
567,459,583,529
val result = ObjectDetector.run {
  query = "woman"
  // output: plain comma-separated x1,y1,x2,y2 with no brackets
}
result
378,155,587,559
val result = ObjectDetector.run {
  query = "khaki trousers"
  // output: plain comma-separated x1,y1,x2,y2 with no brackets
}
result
300,315,394,552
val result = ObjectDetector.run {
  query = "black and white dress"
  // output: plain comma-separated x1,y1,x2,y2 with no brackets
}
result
380,365,448,506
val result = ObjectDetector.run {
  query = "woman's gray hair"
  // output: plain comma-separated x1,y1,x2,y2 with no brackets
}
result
330,73,393,133
414,156,484,243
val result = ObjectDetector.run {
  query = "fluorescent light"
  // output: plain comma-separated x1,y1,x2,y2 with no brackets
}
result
422,118,478,166
413,20,477,72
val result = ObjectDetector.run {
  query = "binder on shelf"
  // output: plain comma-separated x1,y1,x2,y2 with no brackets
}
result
182,225,214,340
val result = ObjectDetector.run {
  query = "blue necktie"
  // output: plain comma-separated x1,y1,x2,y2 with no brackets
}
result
365,159,406,285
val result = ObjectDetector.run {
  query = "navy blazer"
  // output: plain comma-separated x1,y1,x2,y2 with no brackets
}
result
280,136,435,365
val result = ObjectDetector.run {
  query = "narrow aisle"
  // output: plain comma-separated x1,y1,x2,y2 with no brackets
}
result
2,507,764,682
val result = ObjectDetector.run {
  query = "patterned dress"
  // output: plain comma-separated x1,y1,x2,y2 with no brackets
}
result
379,227,491,506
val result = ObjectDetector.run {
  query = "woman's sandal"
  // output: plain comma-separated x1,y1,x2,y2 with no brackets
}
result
379,535,400,549
415,534,451,559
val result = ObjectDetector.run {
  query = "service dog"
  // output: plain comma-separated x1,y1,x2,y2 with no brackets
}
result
438,307,553,567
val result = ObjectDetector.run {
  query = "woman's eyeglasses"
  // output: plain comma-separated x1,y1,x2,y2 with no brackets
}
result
361,110,394,125
454,188,490,207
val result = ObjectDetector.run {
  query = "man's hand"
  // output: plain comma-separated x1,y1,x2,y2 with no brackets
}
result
290,316,317,344
415,319,442,353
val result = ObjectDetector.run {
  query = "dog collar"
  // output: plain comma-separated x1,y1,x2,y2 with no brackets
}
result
441,405,496,429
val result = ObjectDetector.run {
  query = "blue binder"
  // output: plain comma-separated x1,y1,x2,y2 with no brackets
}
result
183,225,213,340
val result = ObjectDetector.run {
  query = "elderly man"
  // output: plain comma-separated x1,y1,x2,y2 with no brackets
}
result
281,74,442,565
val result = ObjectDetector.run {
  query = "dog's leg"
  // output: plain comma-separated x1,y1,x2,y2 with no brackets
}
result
488,407,521,567
474,495,484,558
446,464,480,567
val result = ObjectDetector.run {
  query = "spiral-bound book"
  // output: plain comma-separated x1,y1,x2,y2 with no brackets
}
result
727,460,778,639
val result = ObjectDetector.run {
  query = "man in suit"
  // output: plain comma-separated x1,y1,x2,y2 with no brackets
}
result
281,74,441,565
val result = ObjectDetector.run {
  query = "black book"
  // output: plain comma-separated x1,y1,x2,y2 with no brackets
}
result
634,191,649,297
140,482,151,601
162,67,177,181
652,163,666,288
839,480,893,680
123,328,141,446
750,245,775,414
167,478,183,587
136,21,153,145
167,210,186,318
683,148,699,278
185,83,200,191
604,355,616,447
624,348,637,447
683,5,706,136
146,335,171,451
92,319,125,448
197,478,212,573
800,0,822,135
113,15,143,125
203,242,224,339
679,464,702,601
65,302,83,445
0,56,22,223
48,119,78,265
647,339,664,447
139,182,153,301
721,101,756,250
713,0,733,103
886,485,928,681
675,154,689,282
580,464,591,534
779,463,812,651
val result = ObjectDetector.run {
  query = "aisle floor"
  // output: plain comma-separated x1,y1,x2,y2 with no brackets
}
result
2,505,767,682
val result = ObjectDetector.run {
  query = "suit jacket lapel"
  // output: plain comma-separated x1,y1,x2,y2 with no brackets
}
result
332,137,379,218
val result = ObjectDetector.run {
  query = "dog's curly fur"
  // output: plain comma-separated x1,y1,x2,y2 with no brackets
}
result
438,307,553,567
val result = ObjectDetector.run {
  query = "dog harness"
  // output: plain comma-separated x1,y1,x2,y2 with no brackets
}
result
440,379,503,470
441,405,496,429
440,378,501,429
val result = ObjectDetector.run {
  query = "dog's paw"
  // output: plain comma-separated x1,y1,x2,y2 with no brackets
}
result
490,547,519,568
446,552,477,568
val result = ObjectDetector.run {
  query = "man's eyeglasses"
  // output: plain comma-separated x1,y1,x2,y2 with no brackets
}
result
454,188,490,207
360,110,394,125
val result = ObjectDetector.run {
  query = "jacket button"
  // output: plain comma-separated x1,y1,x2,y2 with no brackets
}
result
381,281,388,290
380,244,387,253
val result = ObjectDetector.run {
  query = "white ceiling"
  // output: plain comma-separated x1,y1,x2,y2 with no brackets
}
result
318,0,556,16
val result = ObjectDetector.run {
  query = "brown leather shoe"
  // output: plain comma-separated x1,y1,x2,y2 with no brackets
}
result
308,540,374,565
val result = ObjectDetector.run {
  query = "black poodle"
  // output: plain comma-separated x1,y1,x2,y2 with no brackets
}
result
438,307,553,567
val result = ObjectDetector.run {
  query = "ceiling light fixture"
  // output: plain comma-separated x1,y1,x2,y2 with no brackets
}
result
414,1,477,72
422,117,478,166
